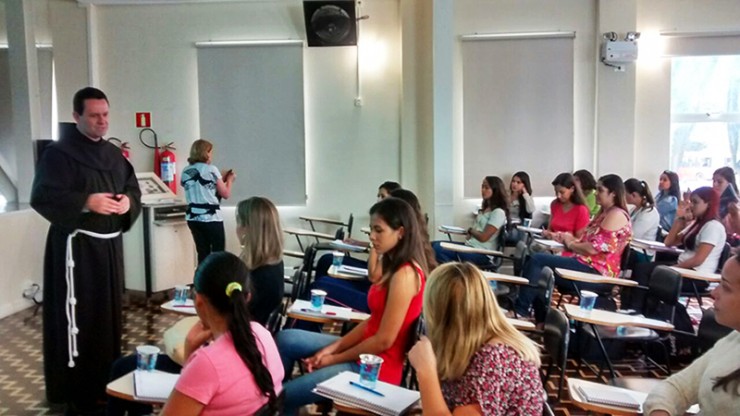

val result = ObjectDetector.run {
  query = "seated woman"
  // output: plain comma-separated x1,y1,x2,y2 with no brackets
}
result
538,173,590,252
622,187,727,312
714,167,739,238
644,254,740,416
432,176,509,266
236,196,285,324
276,197,428,415
574,169,600,216
514,174,632,322
655,170,681,232
409,262,544,415
161,252,284,415
310,189,435,313
507,171,535,243
625,178,660,240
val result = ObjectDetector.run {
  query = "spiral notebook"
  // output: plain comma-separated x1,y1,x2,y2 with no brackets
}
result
314,371,420,416
575,384,640,410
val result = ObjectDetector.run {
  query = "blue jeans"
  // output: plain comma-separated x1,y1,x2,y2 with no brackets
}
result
432,240,491,266
276,329,360,415
514,253,604,319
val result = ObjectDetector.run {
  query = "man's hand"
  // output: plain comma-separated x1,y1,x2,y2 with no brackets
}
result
85,193,121,215
116,194,130,214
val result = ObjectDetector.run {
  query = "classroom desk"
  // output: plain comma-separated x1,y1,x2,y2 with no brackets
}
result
360,227,370,235
670,266,721,308
438,241,504,257
568,378,646,416
284,227,335,251
286,309,370,325
329,240,369,253
533,238,564,251
516,225,543,235
438,225,467,241
563,304,674,380
481,271,529,285
631,238,685,255
328,266,369,280
106,371,171,405
300,215,346,227
508,317,536,331
160,300,196,316
555,268,638,287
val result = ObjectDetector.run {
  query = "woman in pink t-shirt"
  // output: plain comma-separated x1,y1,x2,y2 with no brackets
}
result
161,252,284,416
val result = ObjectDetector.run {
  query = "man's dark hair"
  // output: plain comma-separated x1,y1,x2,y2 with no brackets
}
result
73,87,108,115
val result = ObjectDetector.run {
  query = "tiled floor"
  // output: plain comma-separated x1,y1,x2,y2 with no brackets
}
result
0,291,703,415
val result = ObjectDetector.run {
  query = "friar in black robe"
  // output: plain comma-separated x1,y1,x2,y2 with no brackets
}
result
30,87,141,413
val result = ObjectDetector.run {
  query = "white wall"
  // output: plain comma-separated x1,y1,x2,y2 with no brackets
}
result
0,209,48,319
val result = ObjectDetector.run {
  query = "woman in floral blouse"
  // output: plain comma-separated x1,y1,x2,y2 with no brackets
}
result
409,262,544,415
514,174,632,322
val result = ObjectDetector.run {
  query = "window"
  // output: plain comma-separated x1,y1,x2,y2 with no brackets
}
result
670,55,740,190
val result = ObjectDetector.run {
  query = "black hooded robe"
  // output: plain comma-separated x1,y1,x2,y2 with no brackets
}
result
30,127,141,410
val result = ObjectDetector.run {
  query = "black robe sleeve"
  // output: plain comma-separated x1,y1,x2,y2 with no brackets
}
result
30,147,89,232
119,160,142,233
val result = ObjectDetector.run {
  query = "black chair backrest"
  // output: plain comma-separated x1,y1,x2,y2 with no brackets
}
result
543,307,569,367
648,265,682,305
537,266,555,307
346,213,354,238
697,308,733,352
542,401,555,416
265,302,285,336
513,240,530,276
716,243,732,273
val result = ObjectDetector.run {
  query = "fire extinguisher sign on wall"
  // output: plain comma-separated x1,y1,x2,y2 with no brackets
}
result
136,112,151,128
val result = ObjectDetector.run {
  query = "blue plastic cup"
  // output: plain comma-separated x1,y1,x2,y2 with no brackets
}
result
174,285,190,306
136,345,160,371
579,291,598,311
523,218,532,228
332,251,345,269
359,354,384,388
616,326,628,336
310,289,327,311
489,280,498,292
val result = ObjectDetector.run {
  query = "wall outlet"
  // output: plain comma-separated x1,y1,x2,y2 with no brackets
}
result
354,97,363,107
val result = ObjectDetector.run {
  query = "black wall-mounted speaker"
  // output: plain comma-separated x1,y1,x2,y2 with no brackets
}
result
303,1,357,47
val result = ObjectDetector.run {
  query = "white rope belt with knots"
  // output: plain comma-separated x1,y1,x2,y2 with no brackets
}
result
65,229,121,368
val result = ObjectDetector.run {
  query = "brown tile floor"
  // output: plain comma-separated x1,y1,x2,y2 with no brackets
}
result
0,291,705,415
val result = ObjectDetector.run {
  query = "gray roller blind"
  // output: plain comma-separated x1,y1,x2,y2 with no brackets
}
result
196,43,306,206
461,36,574,197
664,34,740,57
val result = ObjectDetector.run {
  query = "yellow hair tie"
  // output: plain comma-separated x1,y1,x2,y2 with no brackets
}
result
225,282,243,297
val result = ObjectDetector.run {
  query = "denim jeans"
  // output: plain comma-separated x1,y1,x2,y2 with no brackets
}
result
432,240,491,266
514,253,603,319
276,329,360,415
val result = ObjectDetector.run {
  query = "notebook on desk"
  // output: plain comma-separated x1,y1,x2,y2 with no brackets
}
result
575,384,640,410
314,371,420,416
337,265,369,277
133,370,179,402
440,225,466,233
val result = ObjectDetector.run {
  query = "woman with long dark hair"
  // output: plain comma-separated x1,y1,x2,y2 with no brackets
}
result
541,173,591,242
623,187,727,311
432,176,509,265
276,198,428,415
514,174,633,322
508,171,535,243
624,178,660,241
655,170,681,232
644,253,740,415
161,252,283,415
713,166,739,228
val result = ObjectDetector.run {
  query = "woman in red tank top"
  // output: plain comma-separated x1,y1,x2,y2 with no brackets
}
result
276,197,430,415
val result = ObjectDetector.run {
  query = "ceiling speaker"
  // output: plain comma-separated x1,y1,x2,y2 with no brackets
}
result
303,1,357,47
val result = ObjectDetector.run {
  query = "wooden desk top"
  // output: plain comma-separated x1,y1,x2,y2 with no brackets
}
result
508,318,536,331
106,371,170,405
555,268,638,287
481,271,529,285
439,242,504,257
563,304,674,331
438,225,467,235
300,215,345,226
567,378,645,416
160,300,196,316
669,266,721,282
284,227,335,240
329,240,369,253
283,249,305,259
287,310,370,324
533,238,564,250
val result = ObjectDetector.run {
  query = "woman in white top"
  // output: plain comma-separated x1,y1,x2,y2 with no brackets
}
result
624,178,660,241
644,253,740,416
623,187,727,311
432,176,508,266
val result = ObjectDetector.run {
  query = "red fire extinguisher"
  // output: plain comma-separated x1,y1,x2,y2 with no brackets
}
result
107,137,130,160
160,142,177,194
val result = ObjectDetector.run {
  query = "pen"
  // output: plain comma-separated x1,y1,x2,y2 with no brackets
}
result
300,309,336,316
173,304,194,308
349,381,385,397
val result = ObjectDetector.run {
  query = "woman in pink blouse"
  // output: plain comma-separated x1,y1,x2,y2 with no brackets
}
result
514,174,632,322
409,262,544,415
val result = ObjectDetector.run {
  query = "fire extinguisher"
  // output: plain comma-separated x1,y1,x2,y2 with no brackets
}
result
107,137,130,160
160,142,177,194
